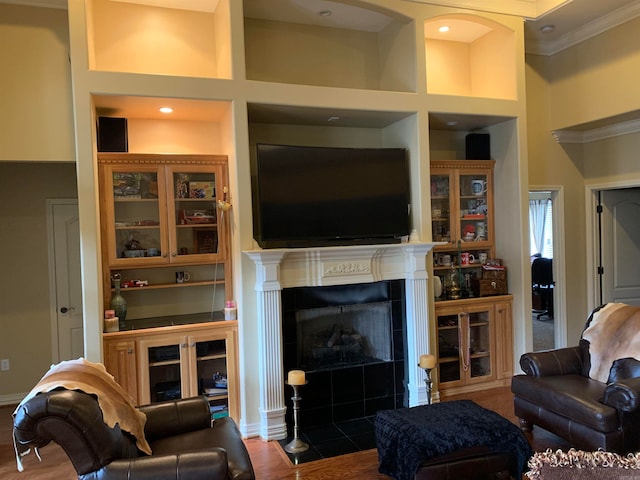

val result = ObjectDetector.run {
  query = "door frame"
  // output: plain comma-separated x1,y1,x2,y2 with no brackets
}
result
529,186,567,348
586,178,640,312
46,198,80,364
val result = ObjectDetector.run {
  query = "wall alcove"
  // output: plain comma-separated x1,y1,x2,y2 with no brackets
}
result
424,14,517,100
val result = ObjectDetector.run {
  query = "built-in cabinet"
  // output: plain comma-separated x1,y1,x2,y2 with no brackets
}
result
99,153,238,420
104,321,238,420
435,296,513,396
430,159,513,397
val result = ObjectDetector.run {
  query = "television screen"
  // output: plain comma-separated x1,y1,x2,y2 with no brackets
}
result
254,144,410,248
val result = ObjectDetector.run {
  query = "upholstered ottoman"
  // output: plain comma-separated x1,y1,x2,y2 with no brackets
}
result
374,400,533,480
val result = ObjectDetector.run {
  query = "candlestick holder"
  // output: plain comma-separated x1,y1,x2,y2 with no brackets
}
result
419,365,434,405
285,382,309,453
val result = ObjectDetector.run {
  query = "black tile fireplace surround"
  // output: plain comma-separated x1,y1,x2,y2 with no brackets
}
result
282,280,407,432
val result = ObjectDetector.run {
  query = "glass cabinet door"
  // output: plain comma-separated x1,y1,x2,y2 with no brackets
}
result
140,337,189,404
436,311,462,384
467,309,493,381
458,172,489,246
194,338,230,418
104,166,168,266
167,165,226,264
431,173,452,244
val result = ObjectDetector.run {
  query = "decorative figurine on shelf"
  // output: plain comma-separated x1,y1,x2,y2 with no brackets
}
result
110,273,127,330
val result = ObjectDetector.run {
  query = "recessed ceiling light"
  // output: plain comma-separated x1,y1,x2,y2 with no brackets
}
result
327,116,340,122
318,10,332,17
540,24,555,34
438,25,450,33
446,121,458,126
159,107,173,114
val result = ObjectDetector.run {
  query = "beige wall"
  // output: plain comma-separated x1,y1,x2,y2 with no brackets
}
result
547,16,640,130
0,163,77,401
0,4,74,162
526,15,640,341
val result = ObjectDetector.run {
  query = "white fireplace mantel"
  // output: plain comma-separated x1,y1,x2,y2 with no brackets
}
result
244,242,439,440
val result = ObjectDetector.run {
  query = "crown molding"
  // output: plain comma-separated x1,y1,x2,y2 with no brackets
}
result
527,0,640,55
553,117,640,143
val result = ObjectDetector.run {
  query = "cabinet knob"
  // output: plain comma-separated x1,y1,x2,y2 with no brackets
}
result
190,342,196,347
181,343,188,348
60,306,74,314
127,349,134,354
172,252,177,257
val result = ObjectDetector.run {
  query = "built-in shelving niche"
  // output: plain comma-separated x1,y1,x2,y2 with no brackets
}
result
88,0,231,79
243,0,416,92
93,95,233,155
425,15,516,100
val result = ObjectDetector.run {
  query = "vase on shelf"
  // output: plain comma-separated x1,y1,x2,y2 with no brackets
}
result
110,274,127,330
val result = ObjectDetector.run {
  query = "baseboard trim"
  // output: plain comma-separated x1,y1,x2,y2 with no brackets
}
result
0,392,26,407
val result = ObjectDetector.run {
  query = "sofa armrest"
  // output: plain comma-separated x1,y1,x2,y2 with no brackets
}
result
603,377,640,413
138,396,211,442
520,346,583,377
80,449,228,480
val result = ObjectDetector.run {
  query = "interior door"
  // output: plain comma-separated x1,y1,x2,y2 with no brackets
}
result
49,200,84,361
600,188,640,305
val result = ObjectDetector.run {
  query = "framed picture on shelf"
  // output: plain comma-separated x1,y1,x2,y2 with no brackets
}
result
194,228,218,254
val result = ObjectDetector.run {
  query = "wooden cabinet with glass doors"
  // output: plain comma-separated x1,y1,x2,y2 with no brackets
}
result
103,322,238,420
431,160,495,299
98,153,232,313
99,153,228,268
435,296,513,397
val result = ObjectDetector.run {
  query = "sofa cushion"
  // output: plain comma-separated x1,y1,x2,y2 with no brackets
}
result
511,374,617,432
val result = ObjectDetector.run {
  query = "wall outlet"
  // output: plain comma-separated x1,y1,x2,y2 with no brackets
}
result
1,359,9,371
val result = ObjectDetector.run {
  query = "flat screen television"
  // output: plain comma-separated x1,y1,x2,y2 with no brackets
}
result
254,144,411,248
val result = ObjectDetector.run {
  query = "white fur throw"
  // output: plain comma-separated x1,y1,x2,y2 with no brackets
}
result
581,303,640,383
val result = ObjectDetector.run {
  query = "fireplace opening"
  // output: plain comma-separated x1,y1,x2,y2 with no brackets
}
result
297,302,392,371
282,280,407,431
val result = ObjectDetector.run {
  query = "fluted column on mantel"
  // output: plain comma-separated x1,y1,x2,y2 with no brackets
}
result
403,244,436,406
244,250,288,440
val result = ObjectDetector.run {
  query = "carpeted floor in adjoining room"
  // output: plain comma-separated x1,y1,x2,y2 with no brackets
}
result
532,314,554,351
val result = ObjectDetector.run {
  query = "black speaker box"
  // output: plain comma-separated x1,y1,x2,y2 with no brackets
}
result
465,133,490,160
98,117,128,152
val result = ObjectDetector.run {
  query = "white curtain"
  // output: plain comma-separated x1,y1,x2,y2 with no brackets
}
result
529,199,549,255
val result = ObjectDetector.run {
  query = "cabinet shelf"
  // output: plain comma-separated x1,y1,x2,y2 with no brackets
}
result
149,359,180,368
113,279,225,292
198,354,226,361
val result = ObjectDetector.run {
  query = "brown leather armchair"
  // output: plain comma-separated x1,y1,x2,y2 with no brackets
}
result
511,306,640,453
13,389,255,480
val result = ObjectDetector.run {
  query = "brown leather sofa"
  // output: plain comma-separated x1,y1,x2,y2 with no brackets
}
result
13,389,255,480
511,331,640,453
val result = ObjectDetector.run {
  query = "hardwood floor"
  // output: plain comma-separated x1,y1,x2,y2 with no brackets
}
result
0,386,568,480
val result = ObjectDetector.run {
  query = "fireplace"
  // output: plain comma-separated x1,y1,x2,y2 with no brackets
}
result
244,242,436,440
282,281,406,429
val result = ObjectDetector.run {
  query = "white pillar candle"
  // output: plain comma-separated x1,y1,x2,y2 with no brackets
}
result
288,370,306,385
104,317,119,333
419,354,437,369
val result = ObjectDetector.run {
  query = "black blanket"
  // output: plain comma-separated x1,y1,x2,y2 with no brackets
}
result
374,400,533,480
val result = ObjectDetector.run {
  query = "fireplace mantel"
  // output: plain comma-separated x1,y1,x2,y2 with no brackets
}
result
244,241,438,440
